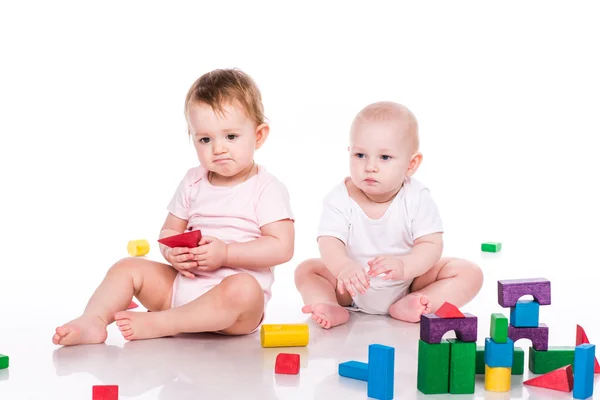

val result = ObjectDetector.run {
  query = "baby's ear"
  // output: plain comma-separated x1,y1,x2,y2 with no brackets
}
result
255,123,270,149
406,152,423,177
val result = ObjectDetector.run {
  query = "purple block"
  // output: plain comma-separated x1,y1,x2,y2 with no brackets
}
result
497,278,551,307
508,323,548,351
420,313,478,344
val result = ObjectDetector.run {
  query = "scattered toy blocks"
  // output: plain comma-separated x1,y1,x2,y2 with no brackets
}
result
576,324,600,373
275,353,300,375
490,313,508,343
484,337,514,368
0,354,8,369
512,347,525,375
157,229,202,248
435,302,465,318
529,346,575,374
497,278,551,307
417,339,450,394
127,239,149,256
524,364,573,392
420,313,477,344
338,361,368,381
476,346,485,374
481,242,502,252
508,323,549,351
260,324,309,348
573,344,595,399
92,385,118,400
367,344,394,400
484,365,511,392
510,299,540,327
448,339,476,394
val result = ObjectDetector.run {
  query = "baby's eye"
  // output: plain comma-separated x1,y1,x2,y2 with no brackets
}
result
199,137,211,144
226,134,237,140
381,155,392,161
355,153,365,159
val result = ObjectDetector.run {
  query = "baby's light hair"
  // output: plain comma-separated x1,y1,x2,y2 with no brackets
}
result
184,68,265,134
354,101,419,151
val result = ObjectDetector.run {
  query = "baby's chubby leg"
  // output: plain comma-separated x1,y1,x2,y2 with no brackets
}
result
53,257,177,346
294,259,353,329
389,257,483,322
114,273,264,340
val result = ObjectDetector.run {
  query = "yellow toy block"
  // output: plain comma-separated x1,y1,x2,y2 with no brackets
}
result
127,239,150,257
260,324,309,348
484,365,511,392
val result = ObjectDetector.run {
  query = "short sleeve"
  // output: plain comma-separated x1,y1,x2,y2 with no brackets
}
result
256,179,294,228
410,189,444,240
167,168,201,220
317,186,351,245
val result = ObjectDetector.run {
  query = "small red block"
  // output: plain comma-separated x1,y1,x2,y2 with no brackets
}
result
575,324,600,373
523,365,573,392
434,302,465,318
157,230,202,248
92,385,118,400
275,353,300,375
127,301,138,310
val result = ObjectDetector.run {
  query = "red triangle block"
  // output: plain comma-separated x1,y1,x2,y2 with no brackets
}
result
435,302,465,318
157,230,202,248
524,365,573,392
575,324,600,373
127,301,138,310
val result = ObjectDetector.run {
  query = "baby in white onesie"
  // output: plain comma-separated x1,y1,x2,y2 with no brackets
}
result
294,101,483,329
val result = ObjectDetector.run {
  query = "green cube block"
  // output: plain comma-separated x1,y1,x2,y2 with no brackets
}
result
512,347,524,375
529,346,575,374
481,242,502,252
448,339,476,394
476,346,485,374
0,354,9,370
418,339,450,394
490,313,508,343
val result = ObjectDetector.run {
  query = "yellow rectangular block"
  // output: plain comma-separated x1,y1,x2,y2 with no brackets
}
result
484,365,511,392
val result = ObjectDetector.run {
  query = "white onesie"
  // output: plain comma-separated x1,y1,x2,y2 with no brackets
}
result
317,177,444,314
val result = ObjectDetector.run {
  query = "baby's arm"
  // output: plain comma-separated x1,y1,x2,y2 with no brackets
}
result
399,233,443,279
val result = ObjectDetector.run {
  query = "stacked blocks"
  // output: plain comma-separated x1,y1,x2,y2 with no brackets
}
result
483,312,513,392
573,344,595,399
476,346,524,375
338,344,395,400
418,308,477,394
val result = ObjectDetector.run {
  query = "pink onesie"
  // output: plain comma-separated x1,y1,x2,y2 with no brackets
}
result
167,164,294,310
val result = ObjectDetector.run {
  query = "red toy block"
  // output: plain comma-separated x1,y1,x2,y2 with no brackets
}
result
92,385,118,400
127,301,138,310
434,302,465,318
275,353,300,375
523,365,573,392
157,230,202,249
575,324,600,373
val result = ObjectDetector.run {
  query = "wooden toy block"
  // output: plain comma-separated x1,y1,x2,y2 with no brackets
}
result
476,346,485,374
510,299,540,327
367,344,394,400
127,301,139,310
275,353,300,375
524,364,573,392
573,344,595,399
529,346,575,374
157,229,202,248
576,324,600,373
127,239,150,256
435,302,465,318
420,313,477,344
512,347,525,375
497,278,551,307
0,354,8,370
484,365,511,392
484,337,514,368
490,313,508,343
260,324,309,348
92,385,118,400
481,242,502,252
338,361,368,381
508,323,548,351
448,339,476,394
417,339,450,394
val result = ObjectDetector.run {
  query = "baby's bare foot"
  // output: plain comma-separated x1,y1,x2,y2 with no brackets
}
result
302,303,349,329
114,311,174,341
52,315,108,346
389,293,432,323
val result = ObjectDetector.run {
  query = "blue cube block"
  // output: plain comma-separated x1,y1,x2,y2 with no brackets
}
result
574,344,595,399
339,361,368,381
510,300,540,328
368,344,395,400
484,337,514,368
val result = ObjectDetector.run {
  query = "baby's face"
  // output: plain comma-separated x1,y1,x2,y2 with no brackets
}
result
188,102,258,177
349,118,416,198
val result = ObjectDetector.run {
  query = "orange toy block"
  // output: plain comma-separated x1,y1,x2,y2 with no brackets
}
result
523,365,573,392
128,301,139,310
435,302,465,318
576,325,600,373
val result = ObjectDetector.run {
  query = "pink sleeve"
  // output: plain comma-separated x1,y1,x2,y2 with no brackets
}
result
256,178,294,228
167,168,202,220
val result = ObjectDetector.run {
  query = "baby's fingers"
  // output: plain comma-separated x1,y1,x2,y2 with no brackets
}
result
349,275,367,295
358,270,370,290
337,279,346,295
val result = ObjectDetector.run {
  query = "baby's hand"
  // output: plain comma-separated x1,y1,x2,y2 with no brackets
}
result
336,262,370,296
165,247,197,279
190,235,228,272
368,256,405,281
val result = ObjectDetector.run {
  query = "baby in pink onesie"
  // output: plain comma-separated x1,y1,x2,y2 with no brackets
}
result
53,68,295,346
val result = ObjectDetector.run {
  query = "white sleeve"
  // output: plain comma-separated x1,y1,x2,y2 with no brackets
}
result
317,187,351,245
410,188,444,240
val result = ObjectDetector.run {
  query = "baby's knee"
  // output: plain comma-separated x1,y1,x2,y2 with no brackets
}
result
294,258,324,284
221,273,264,307
108,257,142,275
456,259,484,289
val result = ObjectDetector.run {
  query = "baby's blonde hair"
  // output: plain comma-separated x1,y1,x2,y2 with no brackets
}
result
354,101,419,151
184,68,265,134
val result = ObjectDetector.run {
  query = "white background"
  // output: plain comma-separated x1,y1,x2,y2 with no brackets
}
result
1,1,600,399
